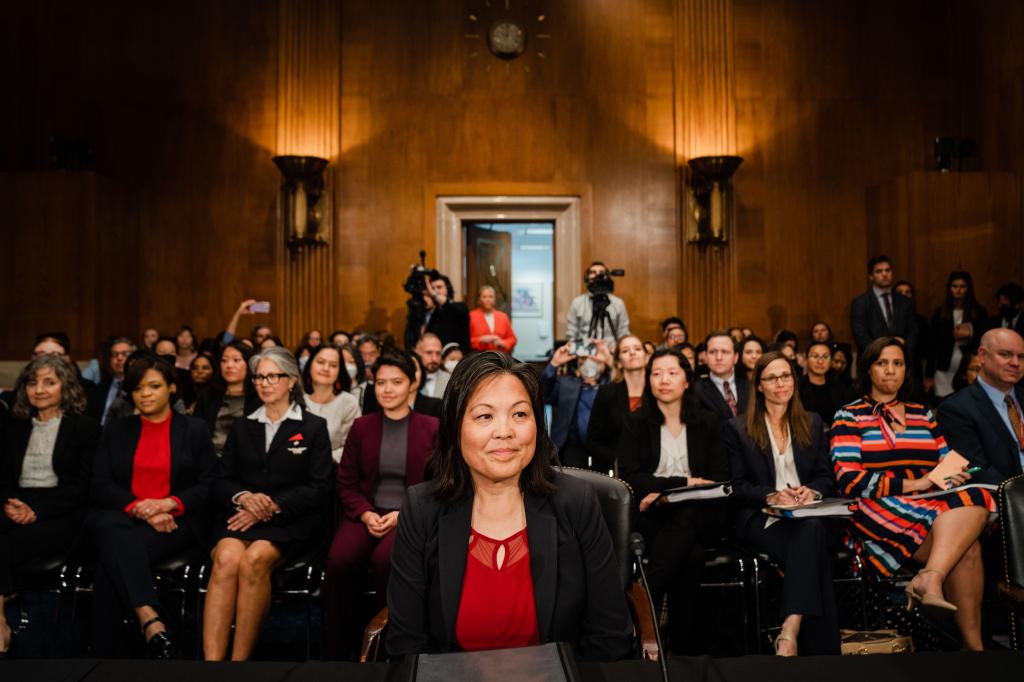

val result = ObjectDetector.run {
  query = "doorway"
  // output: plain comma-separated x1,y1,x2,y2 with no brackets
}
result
463,221,554,361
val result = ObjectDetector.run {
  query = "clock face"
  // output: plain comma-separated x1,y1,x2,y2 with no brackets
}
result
488,19,527,59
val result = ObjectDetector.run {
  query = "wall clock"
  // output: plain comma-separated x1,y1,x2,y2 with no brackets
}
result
488,18,527,59
465,1,550,73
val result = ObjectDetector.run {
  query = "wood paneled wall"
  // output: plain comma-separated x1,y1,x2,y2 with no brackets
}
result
2,0,1022,359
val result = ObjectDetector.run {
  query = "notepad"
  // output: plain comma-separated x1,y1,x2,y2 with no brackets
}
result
927,450,971,490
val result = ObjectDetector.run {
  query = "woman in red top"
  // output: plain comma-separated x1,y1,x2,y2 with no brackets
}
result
387,351,633,660
89,353,216,658
469,285,517,354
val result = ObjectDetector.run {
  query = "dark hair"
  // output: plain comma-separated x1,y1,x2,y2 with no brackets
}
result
830,342,853,385
123,352,178,397
774,329,798,350
738,335,765,358
939,271,985,323
639,348,700,424
329,329,350,345
34,331,71,355
893,279,913,295
431,351,557,503
259,335,284,350
867,254,891,274
405,349,426,385
427,271,456,299
301,344,350,394
806,341,832,356
372,352,416,384
182,353,215,406
176,325,195,350
586,261,606,273
996,282,1024,306
12,354,88,418
855,337,910,401
810,321,833,342
154,335,177,353
660,316,686,334
745,351,812,452
213,340,256,396
339,343,367,385
703,329,737,352
356,333,381,350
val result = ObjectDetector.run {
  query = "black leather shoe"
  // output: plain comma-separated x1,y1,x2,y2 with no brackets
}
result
145,631,176,659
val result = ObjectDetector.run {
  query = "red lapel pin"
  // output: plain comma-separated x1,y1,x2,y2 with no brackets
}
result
289,433,304,442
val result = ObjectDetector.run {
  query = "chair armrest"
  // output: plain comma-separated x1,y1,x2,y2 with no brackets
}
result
998,581,1024,612
359,606,389,663
625,582,661,662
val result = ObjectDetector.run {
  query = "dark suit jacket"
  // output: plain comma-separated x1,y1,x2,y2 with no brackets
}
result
540,367,606,449
92,412,217,544
721,414,834,532
984,312,1024,336
215,406,332,542
797,375,852,428
426,301,471,353
584,381,632,472
617,408,729,501
693,373,750,421
385,473,633,661
850,289,918,353
360,390,441,420
927,305,986,375
0,413,100,520
337,411,438,522
192,386,262,432
84,375,116,422
938,381,1024,485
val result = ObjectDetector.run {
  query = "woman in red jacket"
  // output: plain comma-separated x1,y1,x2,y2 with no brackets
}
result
469,285,517,354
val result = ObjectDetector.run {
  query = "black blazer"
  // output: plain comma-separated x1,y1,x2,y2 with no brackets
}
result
91,413,217,544
214,406,332,542
0,413,100,521
938,381,1024,485
850,289,918,353
617,408,729,501
585,381,632,472
192,386,262,432
84,375,116,422
927,305,986,375
797,375,852,428
693,373,749,421
425,301,471,353
721,414,834,532
360,389,442,419
385,473,633,661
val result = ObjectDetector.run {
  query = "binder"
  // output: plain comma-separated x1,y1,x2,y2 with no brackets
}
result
765,497,857,518
657,481,732,504
399,642,581,682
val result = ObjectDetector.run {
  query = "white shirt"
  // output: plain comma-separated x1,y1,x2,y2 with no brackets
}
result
421,369,451,399
20,415,62,488
305,392,361,464
933,308,964,398
654,425,690,478
484,311,495,333
873,286,893,325
247,401,304,450
765,417,800,528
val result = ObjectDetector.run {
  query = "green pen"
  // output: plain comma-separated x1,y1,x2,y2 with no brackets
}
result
944,466,982,481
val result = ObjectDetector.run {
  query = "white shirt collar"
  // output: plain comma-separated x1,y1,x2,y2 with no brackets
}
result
710,371,735,391
248,401,303,424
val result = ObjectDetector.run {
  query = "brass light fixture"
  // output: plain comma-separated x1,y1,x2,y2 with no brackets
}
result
272,155,330,253
685,155,743,246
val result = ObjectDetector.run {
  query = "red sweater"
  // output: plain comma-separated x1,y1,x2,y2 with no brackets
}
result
125,416,183,516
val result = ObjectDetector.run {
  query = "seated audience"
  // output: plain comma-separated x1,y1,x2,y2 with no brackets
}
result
469,285,517,354
724,351,838,656
0,355,100,656
356,334,382,382
86,337,136,425
89,354,216,657
810,321,833,345
415,333,450,399
951,349,981,392
618,347,727,654
221,299,271,347
728,327,745,344
738,335,765,382
658,316,687,350
141,328,159,351
182,353,215,411
678,342,697,373
193,341,260,457
203,347,332,661
259,335,283,351
693,331,749,419
303,344,361,464
329,330,351,348
585,334,648,473
927,271,987,400
300,330,323,349
831,337,994,651
830,343,853,387
387,351,632,660
985,281,1024,335
441,342,464,373
541,342,611,469
938,328,1024,484
798,342,851,428
340,343,370,410
175,326,198,370
325,353,438,659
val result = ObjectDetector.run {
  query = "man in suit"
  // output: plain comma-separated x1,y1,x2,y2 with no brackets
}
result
939,328,1024,484
849,255,918,354
985,282,1024,336
693,331,749,420
541,343,609,469
414,333,450,399
85,337,135,425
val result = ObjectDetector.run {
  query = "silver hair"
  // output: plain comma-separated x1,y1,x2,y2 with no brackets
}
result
478,284,495,295
12,354,88,419
249,346,306,407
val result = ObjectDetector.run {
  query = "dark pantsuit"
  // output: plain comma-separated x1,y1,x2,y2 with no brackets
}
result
323,518,396,659
739,515,840,655
0,512,81,594
89,510,197,656
636,503,716,654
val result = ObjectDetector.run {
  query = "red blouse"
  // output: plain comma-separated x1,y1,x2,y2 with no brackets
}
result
455,527,539,652
628,396,643,412
125,416,183,516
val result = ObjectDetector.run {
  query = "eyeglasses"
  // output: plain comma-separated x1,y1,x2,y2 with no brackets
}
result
761,372,794,385
808,354,831,361
252,373,289,385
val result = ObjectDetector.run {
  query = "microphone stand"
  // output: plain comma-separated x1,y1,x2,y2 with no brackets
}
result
630,532,669,682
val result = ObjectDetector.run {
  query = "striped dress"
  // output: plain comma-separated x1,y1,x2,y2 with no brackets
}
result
830,397,995,576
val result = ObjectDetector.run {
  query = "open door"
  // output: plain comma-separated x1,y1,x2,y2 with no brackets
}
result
465,224,512,315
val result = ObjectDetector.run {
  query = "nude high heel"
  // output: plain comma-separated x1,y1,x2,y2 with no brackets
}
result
905,568,957,618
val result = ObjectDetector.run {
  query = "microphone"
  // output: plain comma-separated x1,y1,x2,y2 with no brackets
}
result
630,532,669,682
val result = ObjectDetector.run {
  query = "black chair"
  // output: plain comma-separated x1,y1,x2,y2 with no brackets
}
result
998,474,1024,651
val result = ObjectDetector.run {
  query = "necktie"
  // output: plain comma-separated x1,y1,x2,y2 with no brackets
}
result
1005,396,1024,451
722,379,739,417
881,292,894,328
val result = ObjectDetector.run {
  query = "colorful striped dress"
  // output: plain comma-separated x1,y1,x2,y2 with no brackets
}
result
830,397,995,576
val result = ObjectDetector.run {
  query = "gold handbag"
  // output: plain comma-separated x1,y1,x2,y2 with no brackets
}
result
840,629,914,654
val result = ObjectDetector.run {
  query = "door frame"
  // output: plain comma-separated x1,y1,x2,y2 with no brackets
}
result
435,195,581,339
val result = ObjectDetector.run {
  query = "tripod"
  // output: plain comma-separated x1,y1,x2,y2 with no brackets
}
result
587,293,618,342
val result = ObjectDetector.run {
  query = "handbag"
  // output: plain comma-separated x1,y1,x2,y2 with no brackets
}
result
840,629,914,655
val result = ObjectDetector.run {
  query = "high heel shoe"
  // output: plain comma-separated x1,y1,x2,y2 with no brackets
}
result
141,616,176,660
773,634,797,656
905,568,957,618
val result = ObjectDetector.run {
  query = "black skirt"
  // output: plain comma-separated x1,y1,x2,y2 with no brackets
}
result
211,517,323,562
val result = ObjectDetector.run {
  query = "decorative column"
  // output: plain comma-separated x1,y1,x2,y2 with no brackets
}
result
275,0,340,345
674,0,738,336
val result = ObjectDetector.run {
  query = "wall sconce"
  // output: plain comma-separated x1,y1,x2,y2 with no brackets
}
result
272,155,331,253
685,155,743,246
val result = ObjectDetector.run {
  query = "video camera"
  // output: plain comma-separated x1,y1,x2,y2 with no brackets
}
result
404,250,431,297
586,268,625,295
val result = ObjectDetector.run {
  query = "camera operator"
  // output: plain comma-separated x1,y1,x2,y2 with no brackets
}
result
421,270,470,353
566,262,631,347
